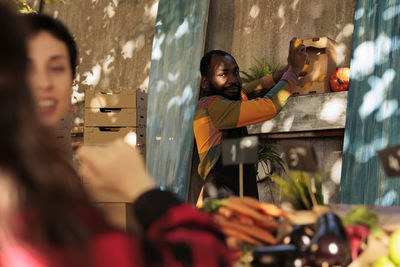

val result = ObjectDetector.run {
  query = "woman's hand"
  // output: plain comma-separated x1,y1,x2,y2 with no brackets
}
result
77,139,156,202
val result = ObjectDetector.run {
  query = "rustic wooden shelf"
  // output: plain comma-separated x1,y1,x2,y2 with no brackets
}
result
247,91,348,135
256,129,344,139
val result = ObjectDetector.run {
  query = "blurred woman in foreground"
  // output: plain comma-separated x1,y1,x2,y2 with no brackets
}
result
0,1,230,266
23,13,77,129
22,12,79,158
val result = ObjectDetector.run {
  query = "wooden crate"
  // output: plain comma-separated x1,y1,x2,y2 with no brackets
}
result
84,126,145,146
83,89,147,232
85,89,147,109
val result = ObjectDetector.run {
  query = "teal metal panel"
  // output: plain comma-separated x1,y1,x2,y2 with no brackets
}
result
340,0,400,205
146,0,209,200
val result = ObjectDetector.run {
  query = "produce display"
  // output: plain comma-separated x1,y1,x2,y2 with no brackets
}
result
202,197,351,266
388,230,400,265
271,170,325,210
201,197,291,262
309,213,350,266
342,206,380,261
372,229,400,267
201,197,400,267
329,67,350,92
294,38,303,48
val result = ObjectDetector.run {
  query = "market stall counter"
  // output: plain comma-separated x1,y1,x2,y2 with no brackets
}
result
201,197,400,267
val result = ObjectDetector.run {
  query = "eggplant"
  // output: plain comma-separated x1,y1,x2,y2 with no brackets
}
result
288,225,315,253
250,244,299,267
308,212,351,267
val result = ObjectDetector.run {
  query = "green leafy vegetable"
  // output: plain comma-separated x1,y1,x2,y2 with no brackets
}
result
240,57,279,84
271,167,327,210
200,198,227,213
342,205,382,237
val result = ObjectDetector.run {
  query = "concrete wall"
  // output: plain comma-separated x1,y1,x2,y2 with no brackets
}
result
42,0,158,125
205,0,356,71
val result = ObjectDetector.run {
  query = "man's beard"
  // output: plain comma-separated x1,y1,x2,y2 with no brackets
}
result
208,83,242,101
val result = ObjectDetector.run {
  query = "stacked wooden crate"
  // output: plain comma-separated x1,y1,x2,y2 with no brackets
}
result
84,89,147,231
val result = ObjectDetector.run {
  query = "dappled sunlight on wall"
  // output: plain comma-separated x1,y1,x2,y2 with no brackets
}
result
291,0,300,10
318,98,346,124
205,0,356,80
83,64,102,87
121,35,145,59
249,5,260,19
330,158,342,185
335,24,354,65
277,4,286,30
104,1,117,19
43,0,159,125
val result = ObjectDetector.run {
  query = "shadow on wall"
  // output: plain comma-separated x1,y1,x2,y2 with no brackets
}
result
204,0,355,74
270,0,356,68
204,0,235,53
43,0,159,125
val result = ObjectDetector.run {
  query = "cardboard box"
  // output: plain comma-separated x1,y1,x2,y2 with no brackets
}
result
292,37,337,96
85,89,147,109
84,126,146,145
85,108,147,127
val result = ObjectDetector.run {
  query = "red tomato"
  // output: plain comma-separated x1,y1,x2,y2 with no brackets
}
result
329,67,350,92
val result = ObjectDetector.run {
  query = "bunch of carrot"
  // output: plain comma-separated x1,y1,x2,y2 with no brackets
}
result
202,196,292,261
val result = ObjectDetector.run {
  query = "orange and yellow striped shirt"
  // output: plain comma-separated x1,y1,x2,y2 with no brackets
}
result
193,72,297,180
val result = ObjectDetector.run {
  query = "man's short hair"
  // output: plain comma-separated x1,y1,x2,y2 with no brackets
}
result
200,50,236,76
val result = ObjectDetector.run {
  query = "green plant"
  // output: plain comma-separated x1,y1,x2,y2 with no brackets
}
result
256,140,284,182
14,0,66,13
14,0,35,13
240,57,279,84
240,57,284,184
271,167,327,210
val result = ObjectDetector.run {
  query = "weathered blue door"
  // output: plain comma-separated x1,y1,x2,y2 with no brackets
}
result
340,0,400,205
146,0,210,200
